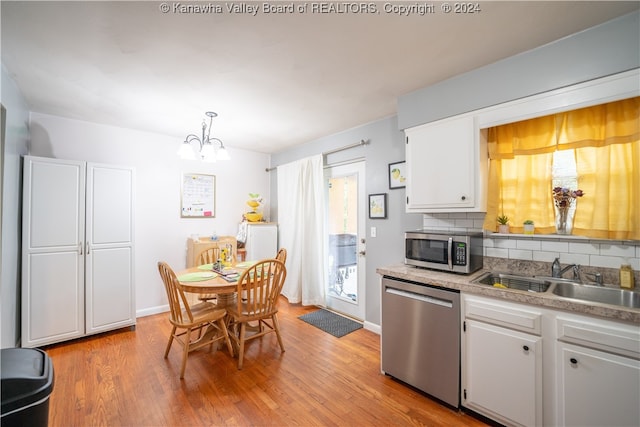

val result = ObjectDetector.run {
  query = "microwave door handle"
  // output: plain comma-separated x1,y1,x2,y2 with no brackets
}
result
447,237,453,270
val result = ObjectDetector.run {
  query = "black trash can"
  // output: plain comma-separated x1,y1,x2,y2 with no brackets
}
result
1,348,54,427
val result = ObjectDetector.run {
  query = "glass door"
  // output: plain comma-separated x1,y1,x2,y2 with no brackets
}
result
324,161,365,320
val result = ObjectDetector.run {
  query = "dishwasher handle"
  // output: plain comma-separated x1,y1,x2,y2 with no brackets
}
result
385,287,454,308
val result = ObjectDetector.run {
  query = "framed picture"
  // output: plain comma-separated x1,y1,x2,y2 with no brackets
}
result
388,161,406,189
369,193,387,219
181,173,216,218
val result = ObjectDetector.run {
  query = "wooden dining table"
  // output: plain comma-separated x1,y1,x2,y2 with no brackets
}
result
175,261,260,354
176,260,257,306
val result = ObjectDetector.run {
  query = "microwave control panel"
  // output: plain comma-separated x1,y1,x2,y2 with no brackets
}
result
454,242,467,265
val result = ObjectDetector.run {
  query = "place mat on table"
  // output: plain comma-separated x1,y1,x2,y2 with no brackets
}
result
197,263,214,270
298,309,362,338
177,272,218,282
235,260,257,268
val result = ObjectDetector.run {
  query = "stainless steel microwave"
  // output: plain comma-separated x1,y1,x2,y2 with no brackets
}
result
405,230,483,274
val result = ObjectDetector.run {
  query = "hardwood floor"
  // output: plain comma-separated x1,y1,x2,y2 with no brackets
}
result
43,298,489,426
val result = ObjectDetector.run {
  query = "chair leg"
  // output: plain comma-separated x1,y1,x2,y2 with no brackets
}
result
180,328,192,379
272,314,285,353
164,326,177,358
218,318,234,357
237,322,247,370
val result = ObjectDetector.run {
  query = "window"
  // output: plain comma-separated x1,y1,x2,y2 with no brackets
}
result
483,97,639,240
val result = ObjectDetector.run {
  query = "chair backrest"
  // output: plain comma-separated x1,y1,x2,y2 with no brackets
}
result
236,259,286,318
157,261,194,325
198,247,221,265
196,236,238,265
276,247,287,264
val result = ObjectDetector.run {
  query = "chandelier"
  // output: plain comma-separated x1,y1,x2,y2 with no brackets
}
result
177,111,230,162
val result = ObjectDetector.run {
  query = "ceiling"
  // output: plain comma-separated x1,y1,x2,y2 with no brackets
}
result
2,1,638,154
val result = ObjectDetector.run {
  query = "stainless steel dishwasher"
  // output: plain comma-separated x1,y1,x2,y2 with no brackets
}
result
381,276,461,408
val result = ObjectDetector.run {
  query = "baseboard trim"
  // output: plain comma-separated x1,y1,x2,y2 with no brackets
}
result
363,321,380,335
136,304,168,318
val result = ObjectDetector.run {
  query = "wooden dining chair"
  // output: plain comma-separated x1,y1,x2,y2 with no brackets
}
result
226,259,287,370
157,261,234,379
276,247,287,264
198,246,221,265
196,247,221,302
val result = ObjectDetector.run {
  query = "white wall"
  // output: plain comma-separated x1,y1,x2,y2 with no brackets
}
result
28,113,271,315
1,65,30,347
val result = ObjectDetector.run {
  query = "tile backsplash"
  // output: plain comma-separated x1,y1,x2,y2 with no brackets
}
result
421,212,640,285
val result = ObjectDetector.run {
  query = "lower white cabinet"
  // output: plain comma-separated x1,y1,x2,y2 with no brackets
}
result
556,316,640,427
462,295,543,427
461,293,640,427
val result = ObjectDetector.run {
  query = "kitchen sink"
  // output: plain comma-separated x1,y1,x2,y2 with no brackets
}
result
474,272,640,309
550,281,640,309
473,272,551,293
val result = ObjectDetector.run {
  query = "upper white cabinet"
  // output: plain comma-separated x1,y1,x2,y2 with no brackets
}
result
405,115,487,212
22,156,135,347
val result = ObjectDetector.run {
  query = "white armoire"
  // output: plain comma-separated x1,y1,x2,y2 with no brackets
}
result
22,156,135,348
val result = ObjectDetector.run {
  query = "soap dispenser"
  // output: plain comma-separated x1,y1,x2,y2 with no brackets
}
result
620,264,635,289
552,258,561,277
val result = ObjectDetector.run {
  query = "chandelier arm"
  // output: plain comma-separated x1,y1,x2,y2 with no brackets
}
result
209,137,225,149
184,134,203,149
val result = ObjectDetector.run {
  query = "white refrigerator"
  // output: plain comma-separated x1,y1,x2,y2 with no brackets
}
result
244,222,278,260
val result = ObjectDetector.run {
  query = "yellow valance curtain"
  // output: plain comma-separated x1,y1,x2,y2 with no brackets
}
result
483,97,639,239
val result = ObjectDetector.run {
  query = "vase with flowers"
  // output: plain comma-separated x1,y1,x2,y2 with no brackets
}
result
552,187,584,235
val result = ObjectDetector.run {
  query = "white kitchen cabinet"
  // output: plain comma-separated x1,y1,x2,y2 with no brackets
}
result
462,295,543,427
244,222,278,261
22,156,135,347
556,316,640,427
404,115,487,212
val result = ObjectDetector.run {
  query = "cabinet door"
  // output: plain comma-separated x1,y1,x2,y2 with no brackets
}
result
405,116,477,211
463,319,542,427
557,342,640,427
22,157,86,347
85,164,135,334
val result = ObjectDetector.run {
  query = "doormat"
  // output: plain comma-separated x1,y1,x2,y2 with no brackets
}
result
298,309,362,338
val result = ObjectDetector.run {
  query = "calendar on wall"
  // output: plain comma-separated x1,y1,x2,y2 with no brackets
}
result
181,173,215,218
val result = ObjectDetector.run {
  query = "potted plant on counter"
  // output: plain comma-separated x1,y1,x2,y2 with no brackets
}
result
497,214,510,234
523,220,535,235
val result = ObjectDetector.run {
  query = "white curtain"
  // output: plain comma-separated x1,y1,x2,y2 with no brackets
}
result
277,155,326,305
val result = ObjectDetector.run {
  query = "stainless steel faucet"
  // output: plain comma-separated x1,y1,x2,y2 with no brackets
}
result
583,272,604,286
551,258,580,280
551,258,604,285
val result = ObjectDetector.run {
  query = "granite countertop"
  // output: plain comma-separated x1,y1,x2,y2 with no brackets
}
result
377,264,640,325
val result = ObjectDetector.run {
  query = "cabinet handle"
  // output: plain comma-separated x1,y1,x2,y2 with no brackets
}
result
79,242,83,255
570,358,578,365
461,195,467,201
523,345,529,351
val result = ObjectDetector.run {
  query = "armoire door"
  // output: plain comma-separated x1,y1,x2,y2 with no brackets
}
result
85,164,135,334
22,157,86,347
